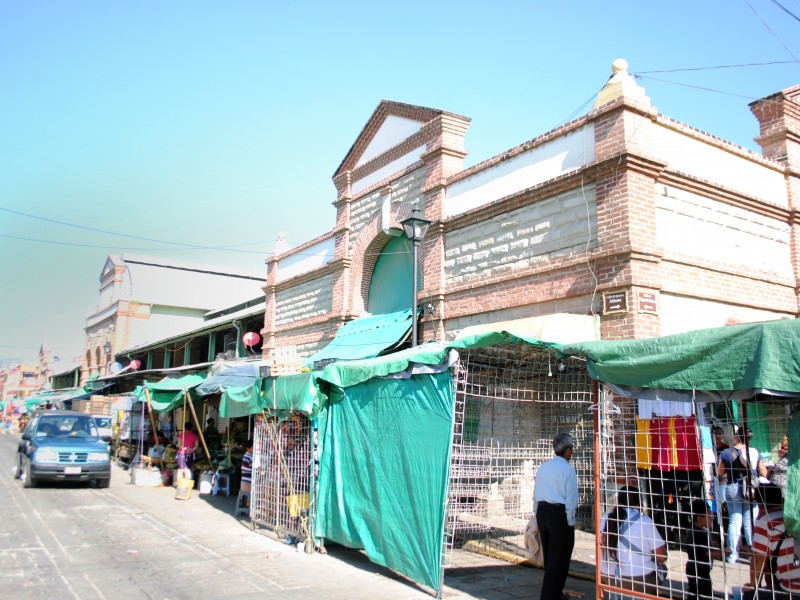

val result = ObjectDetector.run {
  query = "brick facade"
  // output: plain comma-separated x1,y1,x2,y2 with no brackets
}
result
262,68,800,357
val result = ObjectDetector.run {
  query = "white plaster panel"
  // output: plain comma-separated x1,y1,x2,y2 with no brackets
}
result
653,125,787,207
445,186,597,286
659,294,789,337
356,115,424,167
275,274,334,326
276,237,335,284
351,147,425,196
146,309,208,344
445,125,595,218
656,185,792,279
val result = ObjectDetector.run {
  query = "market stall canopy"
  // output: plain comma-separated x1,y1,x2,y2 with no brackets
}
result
303,309,412,368
262,371,326,419
19,383,114,411
453,312,600,348
557,318,800,394
196,361,265,419
134,373,207,413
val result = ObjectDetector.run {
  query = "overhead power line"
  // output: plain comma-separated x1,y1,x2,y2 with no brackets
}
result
767,0,800,24
635,60,799,74
0,206,270,254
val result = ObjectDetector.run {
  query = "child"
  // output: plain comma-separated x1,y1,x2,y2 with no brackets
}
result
686,499,722,599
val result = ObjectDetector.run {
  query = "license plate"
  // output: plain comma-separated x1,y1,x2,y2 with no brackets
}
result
64,466,81,475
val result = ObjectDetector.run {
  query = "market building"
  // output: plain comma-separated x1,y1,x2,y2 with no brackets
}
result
263,60,799,357
82,254,264,383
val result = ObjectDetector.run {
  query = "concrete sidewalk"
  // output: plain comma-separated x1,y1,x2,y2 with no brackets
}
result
118,463,597,599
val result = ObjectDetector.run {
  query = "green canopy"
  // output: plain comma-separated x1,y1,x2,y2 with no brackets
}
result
557,319,800,392
134,373,207,413
314,370,454,595
304,309,412,367
261,371,326,419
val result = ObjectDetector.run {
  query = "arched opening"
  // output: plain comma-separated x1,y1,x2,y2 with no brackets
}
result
366,236,414,315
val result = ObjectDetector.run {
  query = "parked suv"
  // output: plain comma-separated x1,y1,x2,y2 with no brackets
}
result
15,409,112,488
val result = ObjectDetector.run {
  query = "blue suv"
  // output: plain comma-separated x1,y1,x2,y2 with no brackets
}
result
15,409,112,488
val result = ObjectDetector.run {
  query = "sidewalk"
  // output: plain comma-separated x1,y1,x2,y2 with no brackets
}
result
117,462,597,599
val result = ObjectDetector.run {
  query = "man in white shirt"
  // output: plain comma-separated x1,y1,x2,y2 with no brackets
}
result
533,433,579,600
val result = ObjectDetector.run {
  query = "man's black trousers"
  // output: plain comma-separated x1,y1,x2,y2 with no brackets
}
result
537,501,575,600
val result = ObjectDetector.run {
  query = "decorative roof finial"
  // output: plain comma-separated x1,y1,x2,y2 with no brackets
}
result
594,58,650,109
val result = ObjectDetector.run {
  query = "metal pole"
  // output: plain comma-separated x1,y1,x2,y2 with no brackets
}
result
411,239,419,347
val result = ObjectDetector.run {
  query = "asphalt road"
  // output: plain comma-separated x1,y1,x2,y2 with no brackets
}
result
0,432,597,599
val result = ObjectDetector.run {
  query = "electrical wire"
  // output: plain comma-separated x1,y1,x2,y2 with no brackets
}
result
0,206,270,254
767,0,800,25
635,60,799,74
741,0,800,66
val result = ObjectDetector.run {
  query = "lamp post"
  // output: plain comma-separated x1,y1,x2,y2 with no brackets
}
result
400,207,432,347
103,341,112,374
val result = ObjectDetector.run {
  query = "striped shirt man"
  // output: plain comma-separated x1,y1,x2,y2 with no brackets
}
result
752,509,800,593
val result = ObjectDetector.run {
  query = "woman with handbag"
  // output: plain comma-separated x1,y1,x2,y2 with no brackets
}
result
718,426,768,563
601,486,668,596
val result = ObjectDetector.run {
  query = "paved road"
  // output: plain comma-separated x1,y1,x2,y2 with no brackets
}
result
0,433,596,599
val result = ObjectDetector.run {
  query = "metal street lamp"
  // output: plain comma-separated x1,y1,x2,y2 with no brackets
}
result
103,341,112,356
400,207,432,347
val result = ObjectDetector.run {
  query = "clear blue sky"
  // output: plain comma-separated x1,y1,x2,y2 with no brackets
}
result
1,1,798,365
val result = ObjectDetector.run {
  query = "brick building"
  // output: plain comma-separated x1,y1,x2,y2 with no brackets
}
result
263,60,798,358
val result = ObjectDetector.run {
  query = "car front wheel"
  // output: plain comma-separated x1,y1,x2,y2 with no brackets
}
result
13,455,22,479
95,478,110,489
22,460,36,488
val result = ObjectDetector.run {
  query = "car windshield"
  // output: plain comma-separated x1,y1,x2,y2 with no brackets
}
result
35,416,99,438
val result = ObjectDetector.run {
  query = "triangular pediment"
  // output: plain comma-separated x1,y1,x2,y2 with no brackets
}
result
100,255,123,281
334,101,446,177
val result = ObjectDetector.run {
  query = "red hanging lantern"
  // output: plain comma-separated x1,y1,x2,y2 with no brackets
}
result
242,331,261,347
130,359,142,370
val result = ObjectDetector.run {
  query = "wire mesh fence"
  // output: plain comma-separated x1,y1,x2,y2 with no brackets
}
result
597,388,798,600
444,344,596,574
251,413,313,544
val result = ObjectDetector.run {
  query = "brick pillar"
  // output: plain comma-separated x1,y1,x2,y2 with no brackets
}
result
332,170,353,317
590,62,665,341
261,257,278,359
750,85,800,315
420,113,470,342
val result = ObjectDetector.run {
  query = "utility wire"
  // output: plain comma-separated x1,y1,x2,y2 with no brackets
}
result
635,60,799,74
742,0,800,66
632,75,760,100
768,0,800,24
0,206,271,254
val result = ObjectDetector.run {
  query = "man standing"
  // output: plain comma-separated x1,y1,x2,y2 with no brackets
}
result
533,433,579,600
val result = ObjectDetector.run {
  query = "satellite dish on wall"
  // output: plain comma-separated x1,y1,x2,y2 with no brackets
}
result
109,362,123,374
129,359,142,370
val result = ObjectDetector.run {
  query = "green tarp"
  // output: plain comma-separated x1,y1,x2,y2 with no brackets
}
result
133,373,206,413
558,319,800,392
785,413,800,537
261,371,326,419
217,371,327,419
314,370,454,595
304,309,412,367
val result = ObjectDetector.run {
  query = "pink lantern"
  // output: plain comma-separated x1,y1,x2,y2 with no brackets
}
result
130,359,142,370
242,331,261,347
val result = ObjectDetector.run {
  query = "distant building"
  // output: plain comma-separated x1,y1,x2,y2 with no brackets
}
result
261,61,800,358
0,363,38,401
83,254,264,382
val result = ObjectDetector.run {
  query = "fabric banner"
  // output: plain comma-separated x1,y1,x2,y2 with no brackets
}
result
314,371,455,594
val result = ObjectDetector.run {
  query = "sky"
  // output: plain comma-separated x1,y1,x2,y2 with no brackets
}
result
1,1,799,366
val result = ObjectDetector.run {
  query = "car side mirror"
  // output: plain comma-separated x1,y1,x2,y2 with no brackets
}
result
102,435,112,442
21,433,31,441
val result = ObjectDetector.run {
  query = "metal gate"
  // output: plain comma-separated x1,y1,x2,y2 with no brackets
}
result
251,413,314,544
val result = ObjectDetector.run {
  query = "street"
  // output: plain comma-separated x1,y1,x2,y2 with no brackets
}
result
0,433,596,599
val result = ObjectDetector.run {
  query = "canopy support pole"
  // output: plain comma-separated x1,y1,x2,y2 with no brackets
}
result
185,390,213,466
143,385,160,453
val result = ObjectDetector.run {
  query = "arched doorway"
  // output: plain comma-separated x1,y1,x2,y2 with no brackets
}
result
366,236,414,315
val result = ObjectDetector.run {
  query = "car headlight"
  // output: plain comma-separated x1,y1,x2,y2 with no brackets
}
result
35,448,59,462
88,452,110,462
